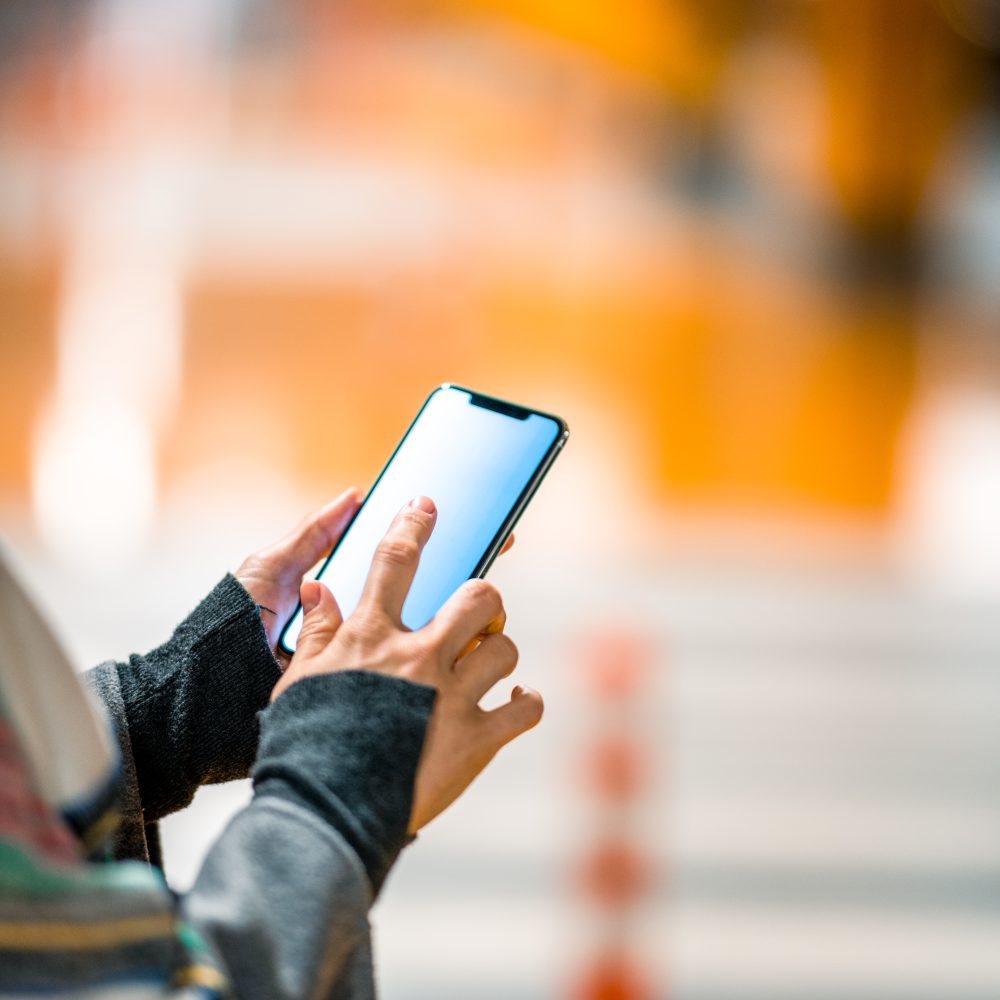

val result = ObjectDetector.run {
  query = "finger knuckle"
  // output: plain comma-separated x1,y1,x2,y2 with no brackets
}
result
375,537,420,568
236,554,266,577
397,508,430,530
403,631,433,664
345,608,386,644
297,622,332,648
463,578,501,608
395,637,440,685
524,696,544,728
496,633,519,668
303,517,332,550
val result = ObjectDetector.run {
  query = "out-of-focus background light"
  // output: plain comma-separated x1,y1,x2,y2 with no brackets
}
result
2,1,1000,997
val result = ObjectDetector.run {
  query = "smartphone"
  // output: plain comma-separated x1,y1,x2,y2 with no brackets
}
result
278,384,569,655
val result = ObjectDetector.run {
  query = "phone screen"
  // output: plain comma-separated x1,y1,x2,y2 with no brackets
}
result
279,385,566,653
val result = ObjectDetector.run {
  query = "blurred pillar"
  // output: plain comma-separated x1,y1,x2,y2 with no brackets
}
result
813,0,978,522
818,0,973,285
659,0,749,199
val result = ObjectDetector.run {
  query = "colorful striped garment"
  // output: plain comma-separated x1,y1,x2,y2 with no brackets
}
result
0,553,226,998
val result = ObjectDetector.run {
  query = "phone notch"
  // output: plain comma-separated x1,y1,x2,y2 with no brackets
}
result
467,392,531,421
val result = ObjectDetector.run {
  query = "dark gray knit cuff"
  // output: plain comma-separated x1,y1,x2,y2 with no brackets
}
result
253,670,436,897
115,574,282,819
180,573,284,779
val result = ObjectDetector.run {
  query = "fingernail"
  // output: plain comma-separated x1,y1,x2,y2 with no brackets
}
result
408,496,436,515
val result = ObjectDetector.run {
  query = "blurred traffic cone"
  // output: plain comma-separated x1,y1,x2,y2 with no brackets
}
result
568,625,663,998
572,949,654,1000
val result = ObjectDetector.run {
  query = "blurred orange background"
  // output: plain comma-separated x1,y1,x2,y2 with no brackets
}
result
3,1,1000,998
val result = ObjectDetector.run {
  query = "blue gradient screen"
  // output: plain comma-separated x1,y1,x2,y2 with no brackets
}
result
280,387,562,651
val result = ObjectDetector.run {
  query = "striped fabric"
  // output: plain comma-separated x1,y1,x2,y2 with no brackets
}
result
0,553,227,998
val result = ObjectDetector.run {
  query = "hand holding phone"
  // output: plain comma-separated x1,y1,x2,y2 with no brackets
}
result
279,385,568,655
272,494,544,832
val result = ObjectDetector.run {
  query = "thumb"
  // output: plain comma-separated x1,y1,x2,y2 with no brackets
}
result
294,580,344,656
264,488,362,582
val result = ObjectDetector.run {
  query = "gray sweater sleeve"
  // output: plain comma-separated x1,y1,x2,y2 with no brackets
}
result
183,671,436,999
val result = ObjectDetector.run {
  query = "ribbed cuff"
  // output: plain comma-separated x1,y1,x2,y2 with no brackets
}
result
116,574,282,819
181,574,284,781
253,670,436,897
